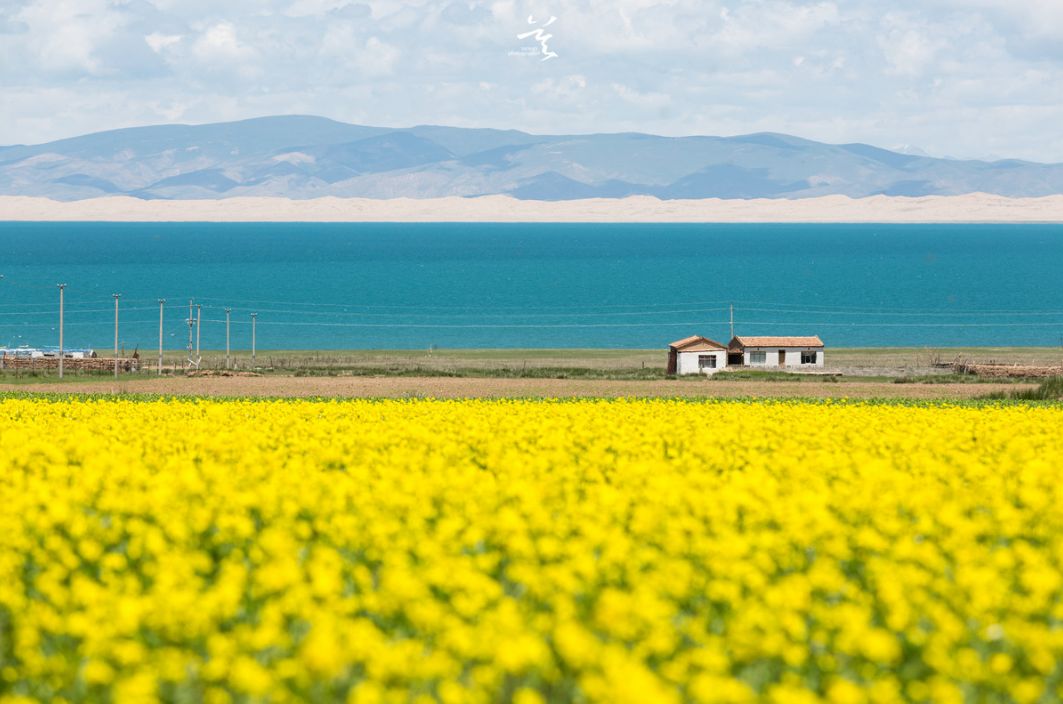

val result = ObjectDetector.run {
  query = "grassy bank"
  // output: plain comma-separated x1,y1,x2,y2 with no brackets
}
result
2,346,1061,385
981,377,1063,401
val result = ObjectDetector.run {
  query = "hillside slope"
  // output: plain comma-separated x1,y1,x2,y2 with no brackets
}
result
3,116,1062,201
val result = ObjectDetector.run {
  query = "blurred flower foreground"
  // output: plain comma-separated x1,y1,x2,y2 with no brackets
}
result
2,397,1062,704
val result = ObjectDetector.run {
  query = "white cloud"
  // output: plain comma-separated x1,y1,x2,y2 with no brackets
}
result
321,26,401,76
145,33,183,54
285,0,353,17
185,22,263,81
717,1,840,55
1,0,1063,161
192,23,255,62
147,100,189,122
879,22,941,76
532,74,588,100
611,83,669,110
360,36,401,75
933,0,1063,39
13,0,126,75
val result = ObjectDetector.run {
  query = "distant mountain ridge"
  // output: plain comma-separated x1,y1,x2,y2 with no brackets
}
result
3,115,1063,201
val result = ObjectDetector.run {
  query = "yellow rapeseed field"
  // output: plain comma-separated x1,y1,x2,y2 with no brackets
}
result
1,397,1062,704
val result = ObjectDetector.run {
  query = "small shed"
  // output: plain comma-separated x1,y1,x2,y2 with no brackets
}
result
728,336,825,368
668,335,729,375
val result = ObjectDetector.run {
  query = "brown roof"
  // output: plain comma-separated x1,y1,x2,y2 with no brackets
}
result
681,341,729,352
669,335,727,351
730,335,824,348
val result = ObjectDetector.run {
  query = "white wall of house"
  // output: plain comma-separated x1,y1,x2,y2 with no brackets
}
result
743,348,824,368
677,350,726,375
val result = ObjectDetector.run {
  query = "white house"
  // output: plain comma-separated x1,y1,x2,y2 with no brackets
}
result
667,335,729,375
727,336,825,368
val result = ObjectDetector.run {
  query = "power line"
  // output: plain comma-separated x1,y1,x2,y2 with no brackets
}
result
734,321,1063,328
193,295,1063,317
192,298,1063,319
195,296,737,311
736,307,1063,318
186,306,731,320
0,306,164,317
195,296,742,313
201,318,734,329
14,315,1063,331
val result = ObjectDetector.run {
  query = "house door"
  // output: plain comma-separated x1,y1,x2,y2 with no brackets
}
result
778,350,786,367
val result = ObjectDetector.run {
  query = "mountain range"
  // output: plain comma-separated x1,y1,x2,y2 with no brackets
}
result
3,115,1063,201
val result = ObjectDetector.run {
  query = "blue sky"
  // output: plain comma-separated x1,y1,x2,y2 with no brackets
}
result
2,0,1062,161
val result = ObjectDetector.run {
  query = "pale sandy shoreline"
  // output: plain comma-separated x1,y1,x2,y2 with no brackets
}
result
2,193,1063,223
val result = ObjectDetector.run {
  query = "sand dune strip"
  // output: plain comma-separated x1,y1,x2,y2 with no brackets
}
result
3,193,1063,223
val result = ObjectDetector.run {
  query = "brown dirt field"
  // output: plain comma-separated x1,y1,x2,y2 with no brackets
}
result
17,375,1036,400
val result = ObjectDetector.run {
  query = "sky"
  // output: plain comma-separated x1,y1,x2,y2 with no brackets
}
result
1,0,1062,161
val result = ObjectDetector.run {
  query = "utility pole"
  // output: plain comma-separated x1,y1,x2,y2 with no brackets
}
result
158,299,165,375
251,313,257,365
113,293,121,378
195,304,202,360
729,303,735,340
187,299,194,369
225,307,232,370
57,284,66,379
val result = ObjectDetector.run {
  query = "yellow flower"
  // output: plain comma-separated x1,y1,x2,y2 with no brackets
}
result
82,659,115,685
2,397,1062,702
229,656,272,696
827,679,866,704
512,689,545,704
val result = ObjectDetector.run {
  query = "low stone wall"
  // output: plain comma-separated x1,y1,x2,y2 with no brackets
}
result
0,355,139,372
954,362,1063,378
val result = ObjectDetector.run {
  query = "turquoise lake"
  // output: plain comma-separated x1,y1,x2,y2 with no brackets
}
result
1,222,1061,350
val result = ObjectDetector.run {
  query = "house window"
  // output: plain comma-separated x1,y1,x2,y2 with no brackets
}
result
698,354,717,369
749,351,766,364
801,351,818,364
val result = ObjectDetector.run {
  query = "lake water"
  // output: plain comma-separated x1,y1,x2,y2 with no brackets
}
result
1,222,1062,350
